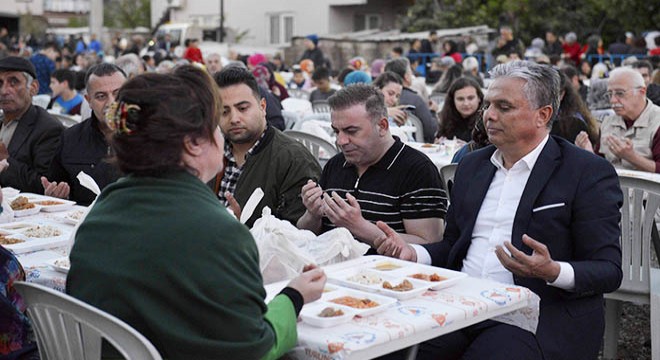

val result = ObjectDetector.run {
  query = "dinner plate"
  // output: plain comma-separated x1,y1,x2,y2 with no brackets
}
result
1,187,20,198
318,287,397,318
300,301,357,328
365,257,468,291
59,210,85,225
45,256,70,274
33,199,76,212
328,268,430,300
0,222,33,232
0,232,68,254
13,205,42,217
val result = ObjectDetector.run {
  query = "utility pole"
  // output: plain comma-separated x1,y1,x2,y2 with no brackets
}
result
219,0,224,42
90,0,103,43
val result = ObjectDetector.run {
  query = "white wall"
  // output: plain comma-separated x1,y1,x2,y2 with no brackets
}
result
149,0,403,46
0,0,44,16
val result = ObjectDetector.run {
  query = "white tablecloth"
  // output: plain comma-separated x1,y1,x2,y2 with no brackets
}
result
404,142,456,172
266,256,540,360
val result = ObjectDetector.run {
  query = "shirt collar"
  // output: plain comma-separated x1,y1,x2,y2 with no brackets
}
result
224,127,268,162
490,134,549,171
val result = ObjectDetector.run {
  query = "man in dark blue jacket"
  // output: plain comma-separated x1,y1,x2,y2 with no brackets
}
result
376,61,623,360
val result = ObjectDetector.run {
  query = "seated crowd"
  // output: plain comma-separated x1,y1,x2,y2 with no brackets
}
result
1,27,659,359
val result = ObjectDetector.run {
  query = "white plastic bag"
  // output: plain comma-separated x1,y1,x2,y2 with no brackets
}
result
250,207,369,284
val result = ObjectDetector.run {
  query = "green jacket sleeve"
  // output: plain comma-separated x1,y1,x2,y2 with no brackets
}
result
260,294,298,360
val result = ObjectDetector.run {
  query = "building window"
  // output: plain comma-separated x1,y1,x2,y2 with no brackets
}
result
354,13,381,31
269,13,294,45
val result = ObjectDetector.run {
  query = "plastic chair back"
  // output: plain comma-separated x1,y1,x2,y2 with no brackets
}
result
406,113,425,142
312,100,331,114
613,176,660,298
439,163,457,202
284,130,338,168
14,282,162,360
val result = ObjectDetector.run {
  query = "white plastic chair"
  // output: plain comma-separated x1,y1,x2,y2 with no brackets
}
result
32,94,51,109
439,163,457,203
288,88,311,100
14,282,163,360
281,110,299,130
284,130,338,168
312,100,331,114
53,114,82,128
602,175,660,359
406,113,425,143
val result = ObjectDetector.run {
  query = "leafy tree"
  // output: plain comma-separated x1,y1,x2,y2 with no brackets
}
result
104,0,151,29
402,0,659,46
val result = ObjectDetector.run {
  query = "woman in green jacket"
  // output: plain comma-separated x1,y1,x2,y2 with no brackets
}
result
66,65,326,360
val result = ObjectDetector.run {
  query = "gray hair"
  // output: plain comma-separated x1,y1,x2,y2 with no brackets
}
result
609,67,645,88
115,53,143,78
488,60,560,124
328,83,387,123
23,72,34,88
384,58,410,80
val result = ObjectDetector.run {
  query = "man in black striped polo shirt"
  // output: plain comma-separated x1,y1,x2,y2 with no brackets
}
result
297,84,447,251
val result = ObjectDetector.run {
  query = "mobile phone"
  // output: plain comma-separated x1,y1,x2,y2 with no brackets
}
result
402,105,416,111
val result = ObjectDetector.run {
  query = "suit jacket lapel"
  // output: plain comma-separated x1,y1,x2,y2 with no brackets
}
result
7,106,37,155
511,136,562,251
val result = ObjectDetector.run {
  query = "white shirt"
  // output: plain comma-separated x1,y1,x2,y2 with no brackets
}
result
414,135,575,290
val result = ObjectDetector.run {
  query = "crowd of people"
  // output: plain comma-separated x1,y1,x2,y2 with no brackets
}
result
0,24,659,360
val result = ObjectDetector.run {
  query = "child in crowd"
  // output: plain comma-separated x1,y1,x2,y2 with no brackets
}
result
309,67,336,102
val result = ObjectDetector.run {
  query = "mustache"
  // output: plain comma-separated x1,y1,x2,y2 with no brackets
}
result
611,104,624,109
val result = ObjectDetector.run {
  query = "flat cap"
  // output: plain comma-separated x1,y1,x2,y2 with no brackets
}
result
0,56,37,79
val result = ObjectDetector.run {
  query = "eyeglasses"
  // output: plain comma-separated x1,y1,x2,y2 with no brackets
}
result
605,87,642,101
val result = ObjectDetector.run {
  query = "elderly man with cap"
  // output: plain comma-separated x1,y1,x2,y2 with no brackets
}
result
0,56,64,193
298,34,325,69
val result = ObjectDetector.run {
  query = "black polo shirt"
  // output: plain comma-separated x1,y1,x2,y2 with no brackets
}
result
48,114,120,206
319,137,447,237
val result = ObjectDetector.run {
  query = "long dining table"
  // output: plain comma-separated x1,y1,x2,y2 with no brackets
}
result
265,256,540,360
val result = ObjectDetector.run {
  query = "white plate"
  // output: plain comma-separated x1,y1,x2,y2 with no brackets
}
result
363,256,468,291
328,268,430,300
1,187,20,198
300,302,357,328
45,256,70,273
392,265,468,291
319,287,397,317
13,205,42,217
59,210,85,225
0,222,34,232
0,233,29,248
0,232,68,254
33,199,76,212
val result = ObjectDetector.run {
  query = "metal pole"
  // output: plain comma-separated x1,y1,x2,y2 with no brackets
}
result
219,0,224,42
89,0,103,46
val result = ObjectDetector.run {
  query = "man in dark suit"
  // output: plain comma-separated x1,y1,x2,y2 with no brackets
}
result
375,61,623,360
0,57,63,193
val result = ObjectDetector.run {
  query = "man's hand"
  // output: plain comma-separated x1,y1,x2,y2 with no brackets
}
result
575,131,593,152
224,191,241,219
373,221,417,261
323,192,365,230
605,135,634,160
387,107,407,126
494,234,561,283
301,179,325,218
40,177,70,199
0,142,8,161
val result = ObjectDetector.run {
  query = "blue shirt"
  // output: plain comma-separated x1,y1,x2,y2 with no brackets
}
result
54,93,83,115
30,53,56,95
